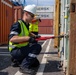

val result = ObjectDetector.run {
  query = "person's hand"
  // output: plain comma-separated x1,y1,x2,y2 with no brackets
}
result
35,35,41,38
52,36,55,39
29,37,37,43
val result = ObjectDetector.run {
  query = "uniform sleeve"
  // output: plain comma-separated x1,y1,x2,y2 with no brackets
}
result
9,22,21,40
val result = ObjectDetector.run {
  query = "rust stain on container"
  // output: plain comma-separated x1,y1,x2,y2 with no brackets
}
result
0,0,13,45
69,0,76,75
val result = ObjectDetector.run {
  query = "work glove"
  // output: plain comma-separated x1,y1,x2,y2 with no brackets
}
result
35,35,41,39
51,36,55,39
29,37,37,43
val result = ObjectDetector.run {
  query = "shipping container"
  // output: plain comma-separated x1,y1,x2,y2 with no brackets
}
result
69,0,76,75
13,6,54,34
36,6,54,13
4,5,54,35
39,19,53,26
36,6,54,34
55,0,76,74
14,6,23,22
38,19,53,34
58,0,70,74
37,12,54,19
0,3,54,45
39,19,53,34
39,26,53,34
0,0,13,45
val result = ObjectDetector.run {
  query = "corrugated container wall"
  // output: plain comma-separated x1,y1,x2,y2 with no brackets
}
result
38,19,53,34
37,6,54,34
58,0,70,74
69,0,76,75
0,0,13,45
14,6,23,22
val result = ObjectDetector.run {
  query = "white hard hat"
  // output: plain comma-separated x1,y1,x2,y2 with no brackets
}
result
23,4,37,15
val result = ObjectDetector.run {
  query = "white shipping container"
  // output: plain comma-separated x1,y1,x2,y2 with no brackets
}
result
36,6,54,12
36,12,54,19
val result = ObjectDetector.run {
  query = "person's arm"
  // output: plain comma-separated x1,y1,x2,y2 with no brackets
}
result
9,22,30,43
10,35,30,43
30,32,41,39
30,32,36,37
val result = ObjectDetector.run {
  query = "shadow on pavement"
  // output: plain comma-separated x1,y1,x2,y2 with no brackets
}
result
0,72,8,75
0,56,11,70
44,60,62,72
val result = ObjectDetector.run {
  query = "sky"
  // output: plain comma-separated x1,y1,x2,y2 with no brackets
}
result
22,0,55,6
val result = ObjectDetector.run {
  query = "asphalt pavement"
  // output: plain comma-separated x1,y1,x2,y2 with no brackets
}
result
0,39,64,75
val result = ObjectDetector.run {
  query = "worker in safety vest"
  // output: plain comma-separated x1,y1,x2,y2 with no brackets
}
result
8,4,42,74
29,16,41,35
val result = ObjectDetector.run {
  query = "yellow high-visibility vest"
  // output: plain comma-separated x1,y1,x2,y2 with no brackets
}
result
29,21,38,32
9,20,29,52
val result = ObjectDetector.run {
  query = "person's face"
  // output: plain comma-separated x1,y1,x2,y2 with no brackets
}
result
26,12,34,22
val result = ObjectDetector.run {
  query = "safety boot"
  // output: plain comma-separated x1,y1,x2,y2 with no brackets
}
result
11,58,20,67
19,67,35,74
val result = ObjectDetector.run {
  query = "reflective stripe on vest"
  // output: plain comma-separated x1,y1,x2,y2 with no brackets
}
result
9,20,29,52
29,21,38,32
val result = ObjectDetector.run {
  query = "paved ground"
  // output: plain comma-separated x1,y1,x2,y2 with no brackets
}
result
42,40,64,75
0,39,64,75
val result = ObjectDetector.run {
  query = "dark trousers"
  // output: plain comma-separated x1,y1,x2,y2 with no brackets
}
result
10,43,42,68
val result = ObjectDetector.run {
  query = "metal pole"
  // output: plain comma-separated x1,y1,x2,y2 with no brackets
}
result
63,0,68,72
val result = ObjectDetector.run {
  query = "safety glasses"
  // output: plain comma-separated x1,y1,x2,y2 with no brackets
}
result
28,12,34,18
